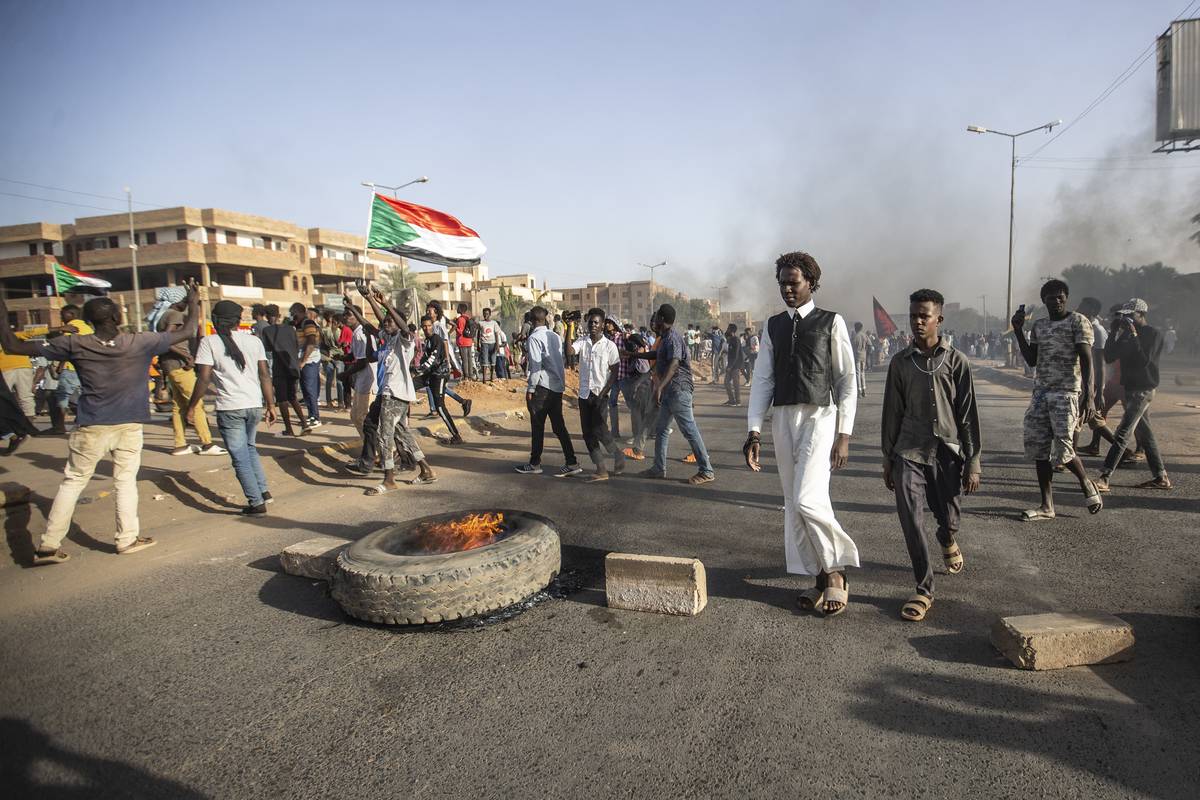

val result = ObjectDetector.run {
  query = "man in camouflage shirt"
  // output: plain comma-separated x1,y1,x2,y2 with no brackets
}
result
1011,279,1103,521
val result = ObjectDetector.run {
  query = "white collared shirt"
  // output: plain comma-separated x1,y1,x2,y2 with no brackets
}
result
571,335,620,398
747,299,858,435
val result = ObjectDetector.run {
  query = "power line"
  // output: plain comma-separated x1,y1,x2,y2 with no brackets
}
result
1018,163,1200,171
1024,0,1200,159
0,190,127,213
0,177,161,207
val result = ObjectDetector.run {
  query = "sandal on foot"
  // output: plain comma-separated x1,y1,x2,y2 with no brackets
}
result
900,594,933,621
1021,508,1056,522
116,537,157,555
365,484,395,496
1136,477,1172,490
822,575,849,617
410,475,438,485
942,543,964,574
1083,480,1104,514
32,548,70,566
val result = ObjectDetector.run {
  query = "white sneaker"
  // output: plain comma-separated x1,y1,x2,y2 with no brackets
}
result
171,445,198,456
199,444,227,456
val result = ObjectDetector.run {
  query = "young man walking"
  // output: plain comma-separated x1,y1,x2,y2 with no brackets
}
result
0,282,202,563
188,301,276,514
515,306,581,476
573,308,625,481
744,252,858,616
642,303,714,485
1095,298,1171,492
292,304,322,428
722,323,744,406
882,290,981,622
261,305,309,436
852,321,870,398
157,296,224,456
1012,279,1103,520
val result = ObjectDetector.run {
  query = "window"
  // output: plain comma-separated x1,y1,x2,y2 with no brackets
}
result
262,236,271,250
205,227,216,242
225,230,238,245
145,231,157,245
292,276,299,291
108,235,119,249
301,277,308,293
27,243,37,256
176,228,187,241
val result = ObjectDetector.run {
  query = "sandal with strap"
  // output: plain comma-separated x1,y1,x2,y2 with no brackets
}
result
900,594,933,621
942,543,964,574
796,575,827,611
116,537,157,555
1021,508,1056,522
822,574,849,617
365,484,395,496
1083,480,1104,514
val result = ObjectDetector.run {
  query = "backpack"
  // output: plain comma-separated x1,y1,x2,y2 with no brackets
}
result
464,316,483,342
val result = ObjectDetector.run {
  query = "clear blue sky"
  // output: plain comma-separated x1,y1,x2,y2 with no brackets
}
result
2,0,1197,322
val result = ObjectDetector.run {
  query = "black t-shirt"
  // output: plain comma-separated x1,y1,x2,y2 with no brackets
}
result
262,323,300,377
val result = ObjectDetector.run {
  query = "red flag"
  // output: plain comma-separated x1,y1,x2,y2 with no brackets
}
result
872,297,898,338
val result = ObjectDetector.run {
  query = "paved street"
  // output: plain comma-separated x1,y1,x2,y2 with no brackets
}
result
1,364,1198,799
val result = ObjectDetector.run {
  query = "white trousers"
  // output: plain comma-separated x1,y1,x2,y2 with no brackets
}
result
41,423,143,550
773,404,860,576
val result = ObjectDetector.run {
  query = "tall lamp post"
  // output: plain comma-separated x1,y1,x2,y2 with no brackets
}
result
123,186,143,332
361,177,429,287
640,260,666,284
966,120,1060,325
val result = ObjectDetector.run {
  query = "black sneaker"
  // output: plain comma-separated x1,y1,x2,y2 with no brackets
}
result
462,399,473,418
514,463,543,475
261,491,274,504
554,464,584,478
241,503,267,515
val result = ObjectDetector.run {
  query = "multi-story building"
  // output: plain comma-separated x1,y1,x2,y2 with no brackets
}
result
718,310,753,331
0,207,405,329
559,279,685,325
410,265,562,321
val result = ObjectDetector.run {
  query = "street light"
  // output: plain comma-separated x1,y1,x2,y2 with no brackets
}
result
640,260,666,284
966,120,1060,325
361,177,429,286
124,186,143,332
710,285,728,320
361,177,429,198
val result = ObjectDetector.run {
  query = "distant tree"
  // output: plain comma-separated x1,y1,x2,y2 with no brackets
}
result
496,286,531,333
375,262,430,311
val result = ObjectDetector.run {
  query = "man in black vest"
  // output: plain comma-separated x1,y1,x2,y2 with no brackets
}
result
743,252,859,616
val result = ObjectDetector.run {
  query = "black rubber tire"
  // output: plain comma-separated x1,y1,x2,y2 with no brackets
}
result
330,510,560,625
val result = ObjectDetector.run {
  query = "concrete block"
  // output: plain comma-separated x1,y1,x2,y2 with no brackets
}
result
605,553,707,616
991,612,1134,670
280,537,347,581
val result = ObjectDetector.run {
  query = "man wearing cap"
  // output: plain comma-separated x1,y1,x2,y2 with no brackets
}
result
1095,298,1171,492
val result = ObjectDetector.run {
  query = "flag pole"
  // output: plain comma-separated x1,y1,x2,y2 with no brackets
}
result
360,188,375,284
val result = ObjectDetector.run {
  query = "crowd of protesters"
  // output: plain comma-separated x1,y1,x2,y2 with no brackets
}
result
0,260,1183,615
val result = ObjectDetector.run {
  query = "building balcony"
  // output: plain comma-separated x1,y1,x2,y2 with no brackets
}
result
0,254,56,278
308,256,375,280
203,243,301,271
77,240,207,270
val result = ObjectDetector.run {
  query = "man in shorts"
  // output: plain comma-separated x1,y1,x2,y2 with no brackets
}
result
1011,279,1102,521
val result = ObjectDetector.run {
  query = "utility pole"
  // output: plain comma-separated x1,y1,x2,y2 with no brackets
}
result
710,285,728,321
979,294,988,337
125,186,143,332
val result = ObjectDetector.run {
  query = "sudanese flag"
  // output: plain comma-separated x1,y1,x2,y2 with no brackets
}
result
366,194,486,268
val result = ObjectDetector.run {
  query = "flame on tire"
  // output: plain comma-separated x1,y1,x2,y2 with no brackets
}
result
410,512,506,554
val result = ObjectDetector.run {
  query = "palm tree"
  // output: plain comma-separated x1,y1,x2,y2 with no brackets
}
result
376,262,430,311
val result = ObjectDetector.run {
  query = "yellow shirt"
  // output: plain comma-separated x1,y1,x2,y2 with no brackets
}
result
0,332,33,371
60,319,94,370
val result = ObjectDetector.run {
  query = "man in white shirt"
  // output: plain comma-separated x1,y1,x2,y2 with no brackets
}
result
345,315,376,443
357,287,435,494
744,252,859,617
478,308,503,384
515,306,582,476
572,308,624,481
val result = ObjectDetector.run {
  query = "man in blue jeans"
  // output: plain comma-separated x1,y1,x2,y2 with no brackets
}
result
641,303,715,485
291,303,322,429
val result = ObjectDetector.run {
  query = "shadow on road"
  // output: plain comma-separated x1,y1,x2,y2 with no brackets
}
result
0,717,209,799
851,612,1200,800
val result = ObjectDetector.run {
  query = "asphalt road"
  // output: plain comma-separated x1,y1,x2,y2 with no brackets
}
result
1,368,1197,799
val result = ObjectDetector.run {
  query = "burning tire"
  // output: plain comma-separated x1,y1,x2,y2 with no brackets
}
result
330,510,561,625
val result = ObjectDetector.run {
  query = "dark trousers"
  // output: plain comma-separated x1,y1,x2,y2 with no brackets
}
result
1101,388,1165,479
725,359,742,404
528,386,576,467
579,394,618,468
892,447,962,599
300,363,320,420
427,375,461,440
356,395,385,469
